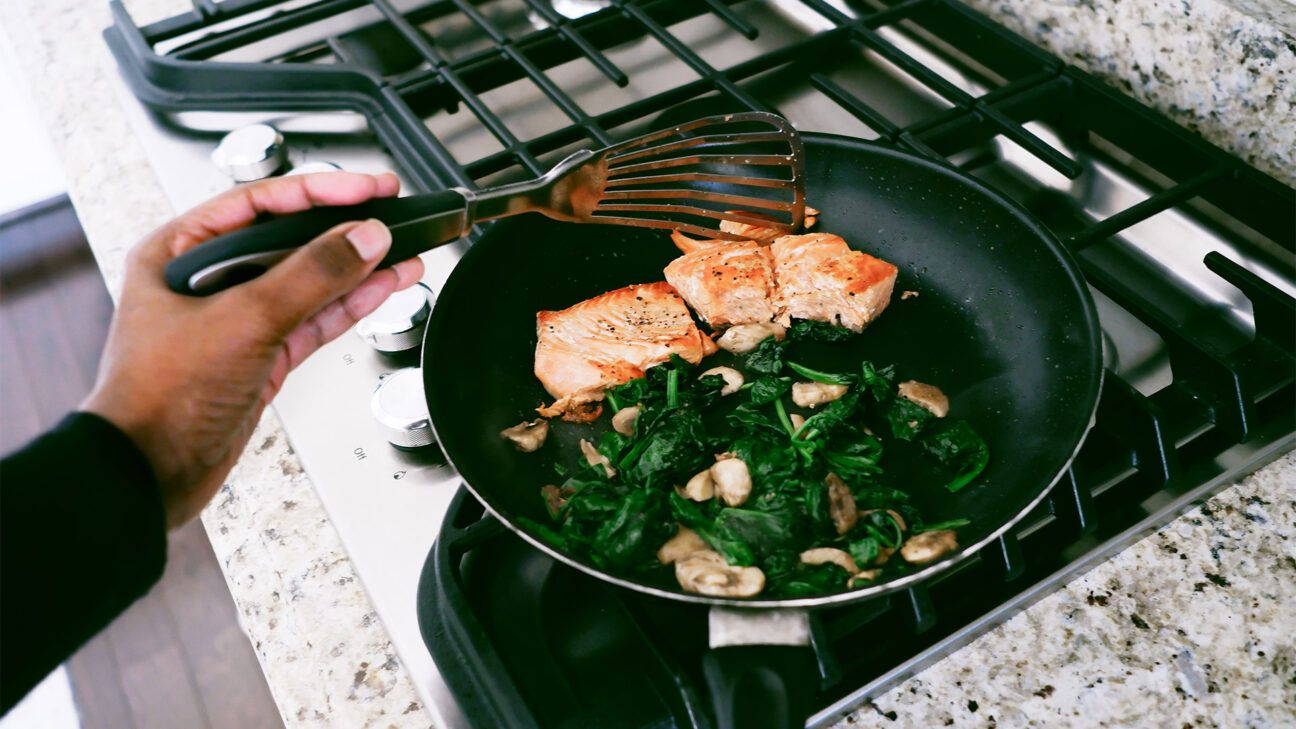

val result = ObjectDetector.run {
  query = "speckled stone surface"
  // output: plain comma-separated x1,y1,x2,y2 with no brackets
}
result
0,2,429,726
831,451,1296,728
964,0,1296,186
2,0,1292,727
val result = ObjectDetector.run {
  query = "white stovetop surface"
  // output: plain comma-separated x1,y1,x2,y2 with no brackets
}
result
2,0,1293,727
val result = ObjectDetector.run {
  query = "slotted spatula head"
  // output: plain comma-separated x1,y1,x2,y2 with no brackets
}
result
536,112,807,240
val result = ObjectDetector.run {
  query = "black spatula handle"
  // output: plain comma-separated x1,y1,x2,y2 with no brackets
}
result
164,190,468,296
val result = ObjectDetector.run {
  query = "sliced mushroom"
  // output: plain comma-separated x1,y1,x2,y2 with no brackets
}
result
677,468,715,501
799,547,858,573
710,458,752,506
716,322,787,354
675,550,766,597
874,545,895,566
611,405,640,436
701,366,744,396
897,380,949,418
657,526,711,564
900,530,959,565
790,413,806,432
825,472,858,535
848,569,881,588
500,419,549,452
579,438,616,478
791,381,849,409
540,484,575,519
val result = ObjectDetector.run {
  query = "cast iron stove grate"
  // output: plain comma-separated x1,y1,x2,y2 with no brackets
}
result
106,0,1295,726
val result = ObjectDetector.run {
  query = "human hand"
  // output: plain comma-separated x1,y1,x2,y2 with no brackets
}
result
83,172,424,528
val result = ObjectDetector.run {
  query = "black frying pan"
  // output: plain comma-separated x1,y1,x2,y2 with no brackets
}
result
422,134,1102,728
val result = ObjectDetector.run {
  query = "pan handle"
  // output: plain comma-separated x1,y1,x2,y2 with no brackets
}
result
703,608,818,729
163,190,469,296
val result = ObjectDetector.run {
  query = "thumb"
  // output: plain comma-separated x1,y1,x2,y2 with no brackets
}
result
236,218,391,337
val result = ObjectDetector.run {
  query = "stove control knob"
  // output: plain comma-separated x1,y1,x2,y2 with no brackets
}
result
286,161,343,176
372,367,434,449
355,282,433,353
212,124,286,182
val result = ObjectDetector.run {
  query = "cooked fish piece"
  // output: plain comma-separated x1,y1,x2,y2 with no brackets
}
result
670,207,818,253
719,213,784,244
770,233,897,332
717,206,819,243
535,282,717,420
670,230,730,254
664,241,778,329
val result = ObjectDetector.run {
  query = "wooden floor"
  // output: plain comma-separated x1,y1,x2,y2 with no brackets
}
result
0,196,284,729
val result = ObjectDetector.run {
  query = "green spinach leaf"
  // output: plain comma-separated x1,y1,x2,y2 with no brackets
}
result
914,517,972,533
788,320,856,342
846,534,880,567
731,434,799,493
592,489,672,570
773,563,849,597
859,360,896,402
715,506,804,560
625,409,714,488
787,361,855,385
797,391,860,441
918,420,989,492
884,397,935,440
822,435,883,479
749,376,792,405
726,402,786,438
744,336,786,375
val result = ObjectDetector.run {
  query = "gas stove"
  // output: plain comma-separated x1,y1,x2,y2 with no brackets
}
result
104,0,1294,727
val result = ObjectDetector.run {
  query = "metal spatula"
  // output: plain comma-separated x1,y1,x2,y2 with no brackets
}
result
166,112,806,295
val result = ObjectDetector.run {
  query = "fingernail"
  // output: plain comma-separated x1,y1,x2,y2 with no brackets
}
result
346,219,391,262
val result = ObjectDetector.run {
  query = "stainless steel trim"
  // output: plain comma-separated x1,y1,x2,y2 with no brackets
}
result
709,608,812,648
187,249,294,294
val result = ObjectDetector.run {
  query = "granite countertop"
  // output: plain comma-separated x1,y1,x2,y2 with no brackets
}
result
2,0,1293,727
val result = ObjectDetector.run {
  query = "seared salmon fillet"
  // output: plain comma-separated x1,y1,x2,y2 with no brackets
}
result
664,241,778,328
670,230,728,254
717,207,819,243
535,282,717,419
770,233,897,332
719,218,783,243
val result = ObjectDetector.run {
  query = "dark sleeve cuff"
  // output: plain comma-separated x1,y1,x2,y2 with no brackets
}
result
1,411,168,712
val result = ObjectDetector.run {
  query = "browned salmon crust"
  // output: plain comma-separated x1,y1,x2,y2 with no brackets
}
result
670,230,729,254
663,241,778,329
534,282,717,418
717,207,819,243
718,219,785,243
769,233,897,332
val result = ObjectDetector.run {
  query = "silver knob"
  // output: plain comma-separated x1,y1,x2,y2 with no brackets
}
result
211,124,286,182
355,282,433,353
372,368,434,449
286,161,343,176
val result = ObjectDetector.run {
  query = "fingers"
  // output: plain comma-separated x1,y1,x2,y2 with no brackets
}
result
279,257,425,372
238,218,394,339
125,172,401,278
167,171,400,257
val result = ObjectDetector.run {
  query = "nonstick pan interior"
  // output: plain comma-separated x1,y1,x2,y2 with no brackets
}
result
422,134,1102,608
